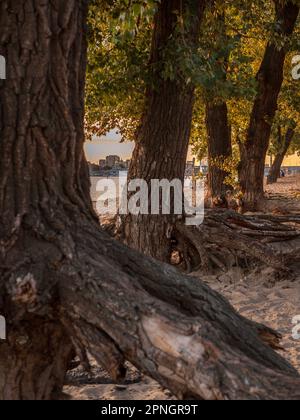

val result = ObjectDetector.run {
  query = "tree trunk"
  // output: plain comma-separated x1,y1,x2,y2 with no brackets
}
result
238,1,299,210
204,5,232,207
267,127,295,184
122,0,207,261
1,0,300,401
0,0,93,399
206,102,232,206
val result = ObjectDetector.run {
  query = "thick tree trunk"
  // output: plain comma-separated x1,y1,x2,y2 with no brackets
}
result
267,127,294,184
0,0,93,399
206,102,232,206
122,0,207,261
1,0,300,401
238,1,299,210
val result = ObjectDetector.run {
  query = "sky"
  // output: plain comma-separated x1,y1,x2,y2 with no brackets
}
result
84,130,134,163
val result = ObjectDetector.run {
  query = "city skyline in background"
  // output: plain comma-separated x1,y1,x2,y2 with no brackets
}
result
84,130,135,163
84,129,300,168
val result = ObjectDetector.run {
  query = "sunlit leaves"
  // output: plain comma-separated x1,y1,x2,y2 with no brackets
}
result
85,1,153,139
85,0,300,171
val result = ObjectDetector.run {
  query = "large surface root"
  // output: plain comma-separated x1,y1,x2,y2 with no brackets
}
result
172,209,300,273
2,217,300,400
58,223,300,400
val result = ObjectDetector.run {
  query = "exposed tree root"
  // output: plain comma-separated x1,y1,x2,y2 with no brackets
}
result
2,222,300,400
172,209,300,273
104,210,300,274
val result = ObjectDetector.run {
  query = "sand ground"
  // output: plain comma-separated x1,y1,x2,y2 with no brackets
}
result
64,175,300,400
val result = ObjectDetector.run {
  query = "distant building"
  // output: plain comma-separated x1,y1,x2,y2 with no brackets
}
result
106,155,120,168
95,156,131,176
99,159,106,169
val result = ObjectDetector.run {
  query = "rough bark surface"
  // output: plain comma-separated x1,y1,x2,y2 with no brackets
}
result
0,0,92,399
205,5,232,207
206,102,232,206
267,127,295,184
238,1,299,209
1,0,300,401
123,0,207,261
0,318,73,400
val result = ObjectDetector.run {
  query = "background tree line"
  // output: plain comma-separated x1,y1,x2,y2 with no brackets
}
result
86,0,300,205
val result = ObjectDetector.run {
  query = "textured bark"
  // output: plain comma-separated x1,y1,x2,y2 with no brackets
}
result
123,0,207,261
0,319,73,400
206,102,232,206
238,1,299,210
0,0,92,399
205,6,232,207
1,0,300,401
267,127,295,184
